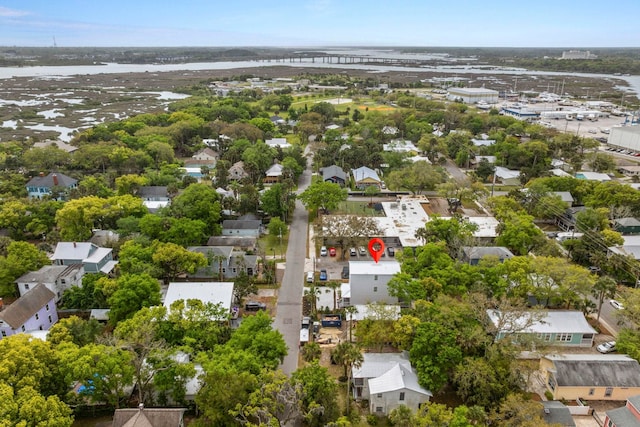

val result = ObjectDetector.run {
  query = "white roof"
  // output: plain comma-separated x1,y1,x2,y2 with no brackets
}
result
51,242,96,260
143,200,170,210
550,168,572,177
487,309,597,335
544,354,636,362
471,138,496,146
495,166,521,180
266,163,283,176
352,166,381,182
265,138,291,148
368,363,432,396
164,282,234,312
351,304,401,321
340,282,351,298
99,260,118,274
26,330,50,341
349,261,401,276
576,171,611,182
380,198,431,247
383,139,418,153
441,216,499,238
353,352,411,379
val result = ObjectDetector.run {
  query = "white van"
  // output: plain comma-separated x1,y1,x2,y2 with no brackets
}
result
306,271,314,283
556,232,584,242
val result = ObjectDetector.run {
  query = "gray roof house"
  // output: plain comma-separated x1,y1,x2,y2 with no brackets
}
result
461,246,514,265
187,246,258,279
542,354,640,401
352,352,431,415
487,310,596,347
604,395,640,427
16,264,84,302
0,284,58,338
222,219,263,237
321,165,348,186
26,172,77,200
51,242,117,274
206,236,257,251
112,406,186,427
614,217,640,235
542,401,576,427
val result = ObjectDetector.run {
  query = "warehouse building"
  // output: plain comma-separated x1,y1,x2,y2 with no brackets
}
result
446,87,499,104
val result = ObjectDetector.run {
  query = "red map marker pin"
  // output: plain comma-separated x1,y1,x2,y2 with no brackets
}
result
368,238,385,263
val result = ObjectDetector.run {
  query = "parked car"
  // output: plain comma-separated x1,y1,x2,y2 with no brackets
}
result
597,341,616,354
245,301,266,311
320,246,328,257
341,266,349,279
359,246,367,256
350,247,357,256
329,247,337,257
306,271,314,283
610,299,624,310
319,269,328,281
387,247,395,257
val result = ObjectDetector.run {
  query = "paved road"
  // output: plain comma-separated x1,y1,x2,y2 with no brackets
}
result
276,153,312,376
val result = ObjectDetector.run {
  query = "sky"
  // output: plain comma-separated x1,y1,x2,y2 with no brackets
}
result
0,0,639,48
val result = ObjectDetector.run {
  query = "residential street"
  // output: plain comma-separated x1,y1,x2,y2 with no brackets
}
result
276,152,313,375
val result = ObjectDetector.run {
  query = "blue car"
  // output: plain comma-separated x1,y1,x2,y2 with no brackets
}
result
319,269,327,281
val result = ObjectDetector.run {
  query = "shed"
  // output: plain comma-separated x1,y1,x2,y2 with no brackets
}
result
613,217,640,235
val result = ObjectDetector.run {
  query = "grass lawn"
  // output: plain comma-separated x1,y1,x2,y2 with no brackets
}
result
258,233,289,260
334,201,385,217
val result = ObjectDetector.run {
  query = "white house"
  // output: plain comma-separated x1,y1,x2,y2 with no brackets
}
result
192,148,219,165
352,352,431,416
494,166,521,185
383,139,419,153
341,261,401,306
16,264,84,302
265,138,292,149
164,282,235,318
0,284,58,338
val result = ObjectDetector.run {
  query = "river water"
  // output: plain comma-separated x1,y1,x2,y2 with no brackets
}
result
0,57,638,96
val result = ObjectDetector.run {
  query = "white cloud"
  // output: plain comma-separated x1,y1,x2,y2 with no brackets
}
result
0,7,29,17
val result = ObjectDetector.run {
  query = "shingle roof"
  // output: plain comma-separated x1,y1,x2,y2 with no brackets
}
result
542,401,576,427
26,172,77,188
550,355,640,387
139,186,169,198
0,284,55,329
462,246,514,260
605,406,640,427
16,264,81,284
222,220,262,230
615,217,640,227
112,407,186,427
322,165,347,181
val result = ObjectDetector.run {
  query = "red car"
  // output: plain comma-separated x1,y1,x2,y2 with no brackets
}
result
329,247,337,257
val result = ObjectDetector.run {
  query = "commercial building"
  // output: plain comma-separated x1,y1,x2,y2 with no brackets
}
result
446,87,499,104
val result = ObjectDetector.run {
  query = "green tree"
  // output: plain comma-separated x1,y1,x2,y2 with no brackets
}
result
292,361,340,427
47,316,103,347
107,273,161,324
386,161,446,195
59,343,134,409
152,242,207,285
495,212,546,256
592,276,618,322
0,241,51,296
170,183,222,234
299,181,348,213
301,342,322,363
0,384,73,427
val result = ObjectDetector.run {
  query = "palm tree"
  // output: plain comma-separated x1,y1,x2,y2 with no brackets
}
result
331,342,363,415
344,305,359,343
